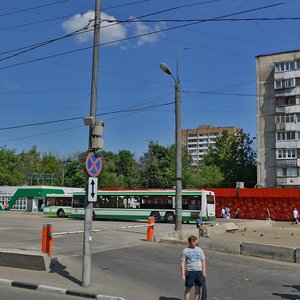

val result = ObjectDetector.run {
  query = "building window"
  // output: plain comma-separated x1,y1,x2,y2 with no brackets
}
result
275,114,295,123
276,131,296,141
275,61,296,72
274,78,295,89
277,149,296,159
276,96,296,106
277,167,298,177
287,167,297,177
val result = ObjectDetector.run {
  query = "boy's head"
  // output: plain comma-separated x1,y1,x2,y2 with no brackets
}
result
188,235,198,247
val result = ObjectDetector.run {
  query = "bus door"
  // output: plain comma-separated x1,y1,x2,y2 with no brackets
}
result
206,193,215,218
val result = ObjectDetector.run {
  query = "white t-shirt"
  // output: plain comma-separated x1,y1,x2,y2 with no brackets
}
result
293,209,298,219
181,246,205,271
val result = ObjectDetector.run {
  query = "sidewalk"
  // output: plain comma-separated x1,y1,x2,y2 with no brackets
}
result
0,255,127,299
159,219,300,263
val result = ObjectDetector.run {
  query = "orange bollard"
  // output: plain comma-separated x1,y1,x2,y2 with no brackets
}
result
42,224,53,257
42,224,47,253
147,217,154,242
46,224,53,257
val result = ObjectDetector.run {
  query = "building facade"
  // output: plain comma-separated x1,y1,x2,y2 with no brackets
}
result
181,125,239,166
256,50,300,187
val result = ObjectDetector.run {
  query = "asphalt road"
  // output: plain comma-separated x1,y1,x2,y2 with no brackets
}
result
1,213,300,300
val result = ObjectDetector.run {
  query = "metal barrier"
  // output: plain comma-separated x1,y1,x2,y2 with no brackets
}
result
41,218,155,257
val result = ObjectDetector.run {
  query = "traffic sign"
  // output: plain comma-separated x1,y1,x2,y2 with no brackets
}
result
88,177,98,202
86,152,102,177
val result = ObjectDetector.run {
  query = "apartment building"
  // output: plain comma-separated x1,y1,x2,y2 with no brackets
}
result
256,50,300,187
181,125,239,166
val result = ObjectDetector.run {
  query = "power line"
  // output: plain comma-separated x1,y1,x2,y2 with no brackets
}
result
0,2,283,70
0,23,91,63
108,17,300,23
0,0,222,58
183,90,255,97
0,101,174,131
0,0,71,17
0,0,153,32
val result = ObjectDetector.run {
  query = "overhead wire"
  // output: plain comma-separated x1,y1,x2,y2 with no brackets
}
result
0,0,154,32
0,0,223,57
0,0,71,17
0,2,284,70
0,101,175,131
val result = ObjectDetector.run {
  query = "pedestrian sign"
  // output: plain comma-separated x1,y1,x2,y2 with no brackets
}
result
86,152,102,177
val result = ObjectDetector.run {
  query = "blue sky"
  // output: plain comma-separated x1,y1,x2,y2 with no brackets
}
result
0,0,299,159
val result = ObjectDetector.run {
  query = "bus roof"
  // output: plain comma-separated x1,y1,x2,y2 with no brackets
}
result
46,193,73,197
73,189,213,196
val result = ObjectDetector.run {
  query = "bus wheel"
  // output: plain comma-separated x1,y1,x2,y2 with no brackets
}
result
150,212,161,223
165,212,175,223
57,209,65,218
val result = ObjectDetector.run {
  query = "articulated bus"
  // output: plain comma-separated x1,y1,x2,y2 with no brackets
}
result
43,194,73,217
71,189,215,222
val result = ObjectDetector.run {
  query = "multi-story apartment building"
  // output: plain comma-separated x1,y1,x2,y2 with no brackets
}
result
181,125,239,166
256,50,300,187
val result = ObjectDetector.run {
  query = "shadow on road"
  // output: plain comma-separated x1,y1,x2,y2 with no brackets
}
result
272,284,300,299
50,258,81,286
159,297,181,300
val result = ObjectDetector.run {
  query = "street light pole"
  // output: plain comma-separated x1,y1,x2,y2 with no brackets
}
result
160,48,189,239
82,0,101,287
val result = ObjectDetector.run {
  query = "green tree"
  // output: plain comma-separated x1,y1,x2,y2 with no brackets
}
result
189,165,224,188
202,130,256,187
139,141,174,188
115,150,139,187
0,147,21,185
63,159,86,187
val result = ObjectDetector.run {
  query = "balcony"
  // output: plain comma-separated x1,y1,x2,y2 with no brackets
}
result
276,159,297,167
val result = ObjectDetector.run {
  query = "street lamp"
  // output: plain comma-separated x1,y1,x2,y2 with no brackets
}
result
160,48,189,238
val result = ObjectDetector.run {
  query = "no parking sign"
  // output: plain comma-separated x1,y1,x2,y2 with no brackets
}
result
86,152,102,177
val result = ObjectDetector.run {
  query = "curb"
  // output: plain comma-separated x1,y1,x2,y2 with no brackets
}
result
159,238,300,263
0,278,126,300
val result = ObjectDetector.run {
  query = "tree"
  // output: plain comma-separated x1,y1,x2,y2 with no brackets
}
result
202,130,256,187
139,141,174,188
115,150,139,187
0,147,21,185
63,159,86,187
189,165,224,188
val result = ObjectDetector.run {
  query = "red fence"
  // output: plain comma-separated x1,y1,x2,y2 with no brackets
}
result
209,188,300,221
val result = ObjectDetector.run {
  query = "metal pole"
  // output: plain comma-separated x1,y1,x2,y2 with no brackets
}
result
175,48,188,238
175,79,182,237
82,0,101,287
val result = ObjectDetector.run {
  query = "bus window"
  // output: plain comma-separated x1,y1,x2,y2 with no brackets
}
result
72,196,84,208
207,195,215,204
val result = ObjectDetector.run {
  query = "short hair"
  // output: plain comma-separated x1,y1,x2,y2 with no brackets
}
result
188,235,197,243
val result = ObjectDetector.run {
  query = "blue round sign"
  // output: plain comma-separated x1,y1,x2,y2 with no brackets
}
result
86,152,102,177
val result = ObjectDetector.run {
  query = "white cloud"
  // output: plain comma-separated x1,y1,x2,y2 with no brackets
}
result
131,20,165,47
62,11,164,48
62,11,127,45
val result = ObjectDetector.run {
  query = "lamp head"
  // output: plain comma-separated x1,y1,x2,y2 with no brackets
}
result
160,63,172,75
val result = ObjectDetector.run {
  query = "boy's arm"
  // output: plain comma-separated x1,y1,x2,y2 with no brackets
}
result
180,261,186,282
201,257,206,278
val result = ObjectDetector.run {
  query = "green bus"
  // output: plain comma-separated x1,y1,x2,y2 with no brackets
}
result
43,194,73,217
0,186,83,212
71,189,215,222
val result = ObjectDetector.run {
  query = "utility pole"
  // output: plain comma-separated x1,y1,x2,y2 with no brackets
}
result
160,48,189,239
82,0,101,287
